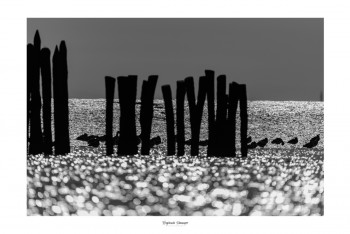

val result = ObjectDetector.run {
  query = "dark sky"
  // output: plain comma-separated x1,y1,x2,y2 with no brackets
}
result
27,18,323,100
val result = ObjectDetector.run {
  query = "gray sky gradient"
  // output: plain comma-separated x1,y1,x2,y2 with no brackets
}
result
27,18,323,100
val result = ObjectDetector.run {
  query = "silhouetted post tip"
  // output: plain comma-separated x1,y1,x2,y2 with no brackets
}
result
34,30,41,48
59,40,67,53
205,70,215,76
53,46,59,58
105,76,115,82
41,47,50,55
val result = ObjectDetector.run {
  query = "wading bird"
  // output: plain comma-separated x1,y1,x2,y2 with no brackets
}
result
248,141,258,149
257,138,268,148
271,138,284,145
287,137,298,144
303,134,320,148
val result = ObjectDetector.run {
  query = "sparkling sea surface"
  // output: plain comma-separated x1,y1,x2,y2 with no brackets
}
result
27,100,324,216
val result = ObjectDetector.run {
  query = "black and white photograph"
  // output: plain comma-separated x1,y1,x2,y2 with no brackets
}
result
27,18,323,216
2,0,350,233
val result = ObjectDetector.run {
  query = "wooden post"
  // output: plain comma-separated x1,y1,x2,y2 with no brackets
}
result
59,41,70,154
227,82,240,156
140,75,158,155
214,75,227,156
162,85,175,155
40,48,53,155
117,76,138,155
176,80,186,156
239,84,248,157
52,46,62,154
28,30,43,155
27,44,32,153
185,77,196,155
27,45,31,151
105,76,116,156
185,76,207,156
53,41,70,155
205,70,215,156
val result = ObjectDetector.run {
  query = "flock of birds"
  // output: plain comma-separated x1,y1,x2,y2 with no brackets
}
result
247,134,320,149
77,132,321,150
76,131,162,148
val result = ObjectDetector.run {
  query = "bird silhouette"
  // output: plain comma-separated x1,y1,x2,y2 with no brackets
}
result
303,134,320,148
247,141,258,149
246,136,252,143
310,134,320,143
287,137,298,144
257,138,268,148
88,138,100,147
271,138,284,145
98,135,106,142
76,133,89,141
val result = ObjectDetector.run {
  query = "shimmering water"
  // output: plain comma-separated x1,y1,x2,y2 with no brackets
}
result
27,100,324,216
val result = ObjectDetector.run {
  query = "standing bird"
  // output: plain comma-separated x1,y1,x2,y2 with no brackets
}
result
247,141,258,149
88,137,100,147
271,138,284,145
310,134,320,143
287,137,298,144
303,134,320,148
98,135,106,142
257,138,268,148
76,133,89,141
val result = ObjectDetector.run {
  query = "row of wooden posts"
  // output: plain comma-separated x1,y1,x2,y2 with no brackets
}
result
105,71,248,157
27,31,70,155
27,31,248,157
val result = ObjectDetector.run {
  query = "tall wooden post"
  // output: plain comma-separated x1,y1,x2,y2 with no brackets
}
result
59,41,70,154
214,75,227,156
239,84,248,157
105,76,116,156
162,85,175,155
176,80,186,156
27,44,32,153
117,76,138,155
185,76,207,156
28,30,43,155
52,46,62,154
40,48,53,155
140,75,158,155
53,41,70,155
227,82,240,156
184,77,196,155
205,70,215,156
